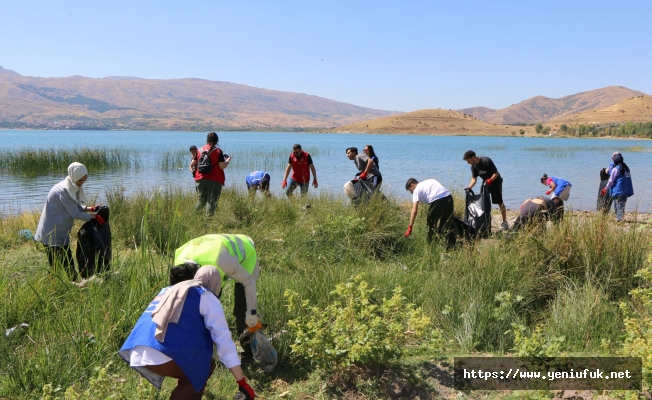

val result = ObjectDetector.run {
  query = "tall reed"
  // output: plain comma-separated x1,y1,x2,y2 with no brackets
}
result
0,147,137,177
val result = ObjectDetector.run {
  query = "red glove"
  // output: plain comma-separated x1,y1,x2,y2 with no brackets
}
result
601,188,607,197
88,205,101,212
545,190,552,195
236,378,255,399
95,215,105,226
281,180,287,189
485,178,493,186
359,171,368,180
313,179,318,188
405,225,412,237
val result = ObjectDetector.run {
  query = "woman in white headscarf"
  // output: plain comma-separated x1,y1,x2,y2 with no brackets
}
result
120,266,256,400
34,162,104,279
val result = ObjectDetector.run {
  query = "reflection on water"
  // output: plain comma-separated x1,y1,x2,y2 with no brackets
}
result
0,130,651,215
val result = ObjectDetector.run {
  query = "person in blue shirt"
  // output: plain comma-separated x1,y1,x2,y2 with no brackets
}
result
540,174,572,201
120,266,256,399
600,152,634,222
246,171,271,198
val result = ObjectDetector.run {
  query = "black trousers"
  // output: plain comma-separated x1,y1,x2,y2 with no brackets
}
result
44,244,77,280
426,195,456,249
218,282,252,356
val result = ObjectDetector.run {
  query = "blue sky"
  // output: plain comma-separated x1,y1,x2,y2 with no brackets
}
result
1,1,650,111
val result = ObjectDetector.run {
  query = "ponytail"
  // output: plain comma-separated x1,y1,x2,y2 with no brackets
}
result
540,174,549,184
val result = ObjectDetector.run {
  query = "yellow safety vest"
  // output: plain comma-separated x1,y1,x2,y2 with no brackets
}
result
174,234,257,288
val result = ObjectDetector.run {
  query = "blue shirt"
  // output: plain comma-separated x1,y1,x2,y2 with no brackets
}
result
246,171,270,186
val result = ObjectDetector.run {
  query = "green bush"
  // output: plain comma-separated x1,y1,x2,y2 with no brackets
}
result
285,275,441,372
621,254,652,388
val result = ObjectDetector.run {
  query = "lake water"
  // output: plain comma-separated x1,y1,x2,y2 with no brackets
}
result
1,130,650,215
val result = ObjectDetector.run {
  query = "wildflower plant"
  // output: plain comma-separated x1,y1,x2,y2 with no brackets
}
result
285,275,441,373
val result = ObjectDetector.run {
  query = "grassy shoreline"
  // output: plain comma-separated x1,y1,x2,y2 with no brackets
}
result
1,188,651,399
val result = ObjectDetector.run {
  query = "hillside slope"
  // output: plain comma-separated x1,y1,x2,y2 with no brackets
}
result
461,86,645,124
332,109,536,135
546,95,652,126
0,66,396,130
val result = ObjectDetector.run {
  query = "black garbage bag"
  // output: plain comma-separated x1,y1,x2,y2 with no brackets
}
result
597,168,613,212
76,206,112,279
465,184,492,238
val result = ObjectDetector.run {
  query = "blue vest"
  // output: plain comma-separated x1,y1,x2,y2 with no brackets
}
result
246,171,270,186
550,176,571,196
120,287,213,392
609,164,634,197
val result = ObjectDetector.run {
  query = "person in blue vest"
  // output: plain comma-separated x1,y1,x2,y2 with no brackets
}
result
540,174,572,201
601,151,634,222
120,266,256,399
246,171,271,198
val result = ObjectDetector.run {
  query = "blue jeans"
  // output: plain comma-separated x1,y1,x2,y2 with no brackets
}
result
613,195,627,222
286,179,309,197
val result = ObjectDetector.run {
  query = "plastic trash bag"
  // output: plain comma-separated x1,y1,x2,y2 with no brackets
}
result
250,331,277,373
19,230,34,240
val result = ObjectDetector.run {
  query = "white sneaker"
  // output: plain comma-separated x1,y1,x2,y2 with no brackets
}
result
500,221,509,231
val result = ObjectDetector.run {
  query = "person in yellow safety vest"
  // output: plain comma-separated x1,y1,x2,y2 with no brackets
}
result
174,234,262,355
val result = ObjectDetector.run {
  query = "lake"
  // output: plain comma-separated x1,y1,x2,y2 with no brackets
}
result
0,130,650,215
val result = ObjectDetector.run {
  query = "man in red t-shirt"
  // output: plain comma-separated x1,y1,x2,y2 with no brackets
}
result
195,132,231,216
281,144,318,197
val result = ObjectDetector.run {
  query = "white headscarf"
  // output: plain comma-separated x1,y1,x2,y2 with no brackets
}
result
151,266,222,342
63,162,88,204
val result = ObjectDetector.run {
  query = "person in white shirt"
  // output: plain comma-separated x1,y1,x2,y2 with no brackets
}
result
119,266,256,399
404,178,456,249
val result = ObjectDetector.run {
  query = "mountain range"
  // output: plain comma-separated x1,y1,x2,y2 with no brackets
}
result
458,86,645,125
0,66,396,130
0,66,648,132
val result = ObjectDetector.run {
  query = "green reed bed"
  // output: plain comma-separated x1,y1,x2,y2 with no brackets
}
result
0,188,650,398
159,149,187,171
0,147,138,177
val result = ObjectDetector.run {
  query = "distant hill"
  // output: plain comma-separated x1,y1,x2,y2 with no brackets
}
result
0,67,397,130
332,109,536,136
546,95,652,126
456,106,495,121
460,86,646,124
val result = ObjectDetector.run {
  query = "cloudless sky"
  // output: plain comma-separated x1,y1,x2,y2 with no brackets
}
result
1,0,650,111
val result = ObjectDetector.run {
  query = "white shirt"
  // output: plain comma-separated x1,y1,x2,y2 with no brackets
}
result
120,288,240,388
412,179,451,204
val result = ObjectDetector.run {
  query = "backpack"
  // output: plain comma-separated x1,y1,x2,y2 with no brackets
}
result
197,147,218,174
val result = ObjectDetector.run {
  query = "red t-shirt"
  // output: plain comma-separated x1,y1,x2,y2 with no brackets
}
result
195,144,226,185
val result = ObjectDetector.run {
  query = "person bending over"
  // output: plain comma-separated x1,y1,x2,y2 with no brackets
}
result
404,178,456,249
511,196,564,232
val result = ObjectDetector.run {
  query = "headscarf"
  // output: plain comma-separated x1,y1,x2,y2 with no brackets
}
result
611,151,630,173
151,266,222,342
63,162,88,203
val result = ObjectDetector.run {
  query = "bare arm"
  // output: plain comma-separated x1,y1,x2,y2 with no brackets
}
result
229,365,244,381
189,158,197,172
310,164,318,187
466,177,478,189
283,164,292,181
218,155,231,170
408,202,419,227
363,158,374,174
490,171,500,181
